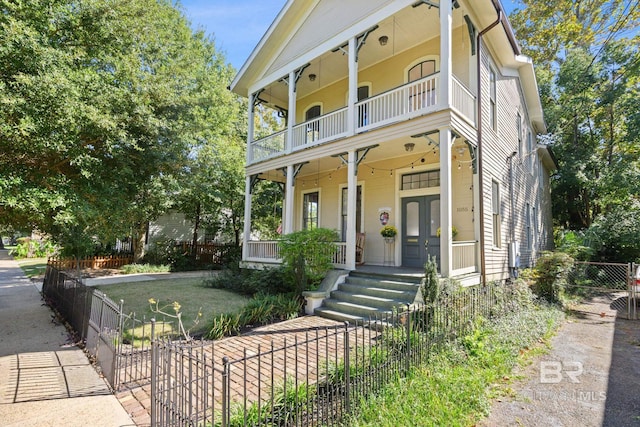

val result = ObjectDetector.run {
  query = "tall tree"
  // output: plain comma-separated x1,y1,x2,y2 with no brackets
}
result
510,1,640,260
0,0,237,259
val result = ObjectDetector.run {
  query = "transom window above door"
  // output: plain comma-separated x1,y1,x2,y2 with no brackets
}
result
401,170,440,190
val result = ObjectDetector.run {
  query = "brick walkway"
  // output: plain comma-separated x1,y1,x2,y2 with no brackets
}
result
115,315,350,426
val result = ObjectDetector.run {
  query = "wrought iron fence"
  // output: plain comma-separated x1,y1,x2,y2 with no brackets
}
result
149,281,512,427
42,264,178,390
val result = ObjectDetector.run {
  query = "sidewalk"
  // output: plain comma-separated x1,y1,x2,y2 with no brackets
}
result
0,250,135,427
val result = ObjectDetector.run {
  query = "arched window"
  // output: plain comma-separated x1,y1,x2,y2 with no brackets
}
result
408,60,436,82
304,105,321,142
407,60,438,110
305,105,321,121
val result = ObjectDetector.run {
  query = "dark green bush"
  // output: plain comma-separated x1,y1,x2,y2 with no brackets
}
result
205,265,291,295
278,228,338,292
532,251,574,302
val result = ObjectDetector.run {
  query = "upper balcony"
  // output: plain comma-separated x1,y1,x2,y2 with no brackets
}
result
249,73,475,164
240,1,480,166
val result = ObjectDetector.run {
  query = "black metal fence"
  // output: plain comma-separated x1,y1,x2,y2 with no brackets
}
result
149,281,509,427
42,264,178,389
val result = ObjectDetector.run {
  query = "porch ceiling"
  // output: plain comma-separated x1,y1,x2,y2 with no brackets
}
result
255,131,473,181
260,4,468,110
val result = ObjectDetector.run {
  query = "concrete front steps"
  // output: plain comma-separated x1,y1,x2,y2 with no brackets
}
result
314,270,422,324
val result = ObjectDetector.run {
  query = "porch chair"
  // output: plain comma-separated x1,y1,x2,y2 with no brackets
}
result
356,232,366,265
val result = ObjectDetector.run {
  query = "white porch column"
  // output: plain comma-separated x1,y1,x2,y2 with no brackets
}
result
440,0,452,109
284,164,295,234
439,127,453,277
345,150,357,270
347,37,358,136
286,70,297,154
247,94,256,164
242,176,252,261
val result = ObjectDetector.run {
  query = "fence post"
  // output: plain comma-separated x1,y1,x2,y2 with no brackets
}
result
343,322,351,415
150,319,156,427
222,356,230,427
405,303,411,374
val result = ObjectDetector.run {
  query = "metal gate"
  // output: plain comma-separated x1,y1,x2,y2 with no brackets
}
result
566,261,637,319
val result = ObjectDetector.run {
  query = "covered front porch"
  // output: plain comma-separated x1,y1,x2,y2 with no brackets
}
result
242,120,481,279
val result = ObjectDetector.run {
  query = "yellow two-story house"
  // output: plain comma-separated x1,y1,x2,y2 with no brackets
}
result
230,0,555,289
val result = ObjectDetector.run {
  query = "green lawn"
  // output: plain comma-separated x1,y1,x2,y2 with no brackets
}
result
96,278,249,336
16,257,48,278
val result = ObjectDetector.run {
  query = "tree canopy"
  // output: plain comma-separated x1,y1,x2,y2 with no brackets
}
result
0,0,239,257
510,0,640,261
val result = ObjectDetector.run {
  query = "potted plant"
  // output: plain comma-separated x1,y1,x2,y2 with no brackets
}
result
436,226,458,239
380,225,398,243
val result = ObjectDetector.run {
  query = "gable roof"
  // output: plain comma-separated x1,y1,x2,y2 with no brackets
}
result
230,0,545,133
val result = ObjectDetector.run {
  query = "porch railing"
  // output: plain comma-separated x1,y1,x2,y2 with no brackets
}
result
247,72,480,164
246,240,478,275
246,240,281,262
451,240,478,275
246,240,348,268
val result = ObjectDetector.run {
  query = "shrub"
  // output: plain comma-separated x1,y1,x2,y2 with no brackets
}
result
203,293,303,340
205,265,291,296
10,237,58,259
278,228,338,292
531,251,574,302
120,263,170,274
206,313,241,340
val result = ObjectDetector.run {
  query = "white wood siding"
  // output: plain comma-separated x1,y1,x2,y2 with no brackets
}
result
479,45,552,281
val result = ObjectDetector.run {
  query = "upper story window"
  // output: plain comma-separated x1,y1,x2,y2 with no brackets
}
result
489,67,497,131
408,60,436,82
401,170,440,190
305,105,321,121
527,131,534,173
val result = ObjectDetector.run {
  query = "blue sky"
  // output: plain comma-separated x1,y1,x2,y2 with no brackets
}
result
179,0,520,70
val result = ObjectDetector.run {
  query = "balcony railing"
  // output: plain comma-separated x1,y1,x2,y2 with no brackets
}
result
248,73,476,164
356,73,439,132
249,130,287,163
292,108,348,151
451,76,476,127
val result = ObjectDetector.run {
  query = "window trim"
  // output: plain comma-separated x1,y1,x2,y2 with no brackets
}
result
489,66,497,132
339,183,364,242
403,55,440,83
301,189,320,230
492,179,501,248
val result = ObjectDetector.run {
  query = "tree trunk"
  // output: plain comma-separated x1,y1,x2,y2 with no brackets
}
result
192,203,201,256
133,222,147,263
